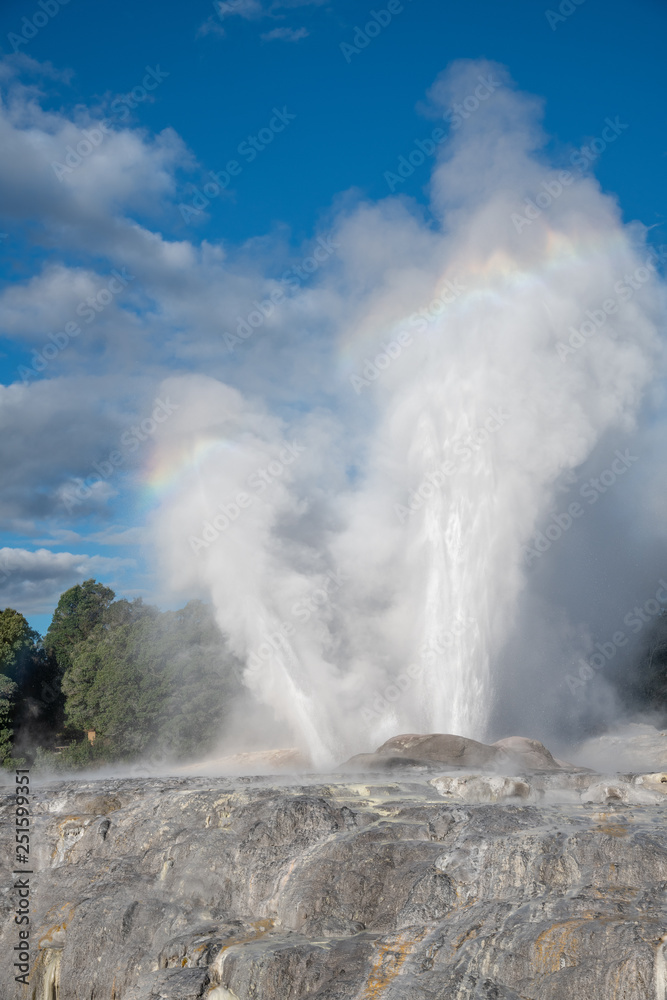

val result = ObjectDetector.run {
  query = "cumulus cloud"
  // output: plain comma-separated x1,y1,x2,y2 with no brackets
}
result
199,0,324,35
214,0,323,19
0,377,161,523
261,26,309,41
0,548,135,614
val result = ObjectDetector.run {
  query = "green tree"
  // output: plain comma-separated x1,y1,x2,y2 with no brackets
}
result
0,608,40,683
0,672,18,765
157,600,241,758
44,579,115,676
0,608,45,764
59,596,240,764
57,599,240,760
62,599,165,756
632,611,667,716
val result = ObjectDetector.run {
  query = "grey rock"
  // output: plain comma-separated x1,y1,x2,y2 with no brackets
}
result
1,752,667,999
491,735,577,771
342,732,584,774
376,732,505,767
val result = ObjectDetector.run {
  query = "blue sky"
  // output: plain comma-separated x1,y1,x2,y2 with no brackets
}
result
0,0,665,636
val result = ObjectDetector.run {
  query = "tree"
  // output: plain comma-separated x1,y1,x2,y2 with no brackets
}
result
0,607,64,758
56,599,240,760
59,597,241,763
6,581,243,769
157,600,242,758
45,580,115,676
0,609,44,764
632,611,667,716
62,599,165,756
0,608,40,683
0,672,17,765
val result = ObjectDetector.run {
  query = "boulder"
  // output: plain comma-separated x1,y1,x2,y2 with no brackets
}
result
492,735,581,772
374,732,504,767
342,733,585,773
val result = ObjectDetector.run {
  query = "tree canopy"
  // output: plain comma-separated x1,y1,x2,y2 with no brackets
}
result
0,607,40,683
2,582,242,770
45,579,115,675
0,608,43,764
631,612,667,712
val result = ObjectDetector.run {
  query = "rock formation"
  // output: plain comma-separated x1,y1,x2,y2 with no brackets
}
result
1,733,666,999
342,732,586,773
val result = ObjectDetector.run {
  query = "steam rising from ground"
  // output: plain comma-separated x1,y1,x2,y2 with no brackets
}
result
151,62,666,767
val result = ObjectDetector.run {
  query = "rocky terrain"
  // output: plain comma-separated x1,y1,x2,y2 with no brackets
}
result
2,733,667,1000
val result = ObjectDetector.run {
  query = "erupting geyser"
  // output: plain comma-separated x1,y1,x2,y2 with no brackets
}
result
152,61,664,767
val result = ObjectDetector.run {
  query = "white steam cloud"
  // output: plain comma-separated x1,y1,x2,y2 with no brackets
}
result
150,61,666,767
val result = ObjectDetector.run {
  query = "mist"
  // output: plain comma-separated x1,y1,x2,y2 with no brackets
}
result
149,60,667,768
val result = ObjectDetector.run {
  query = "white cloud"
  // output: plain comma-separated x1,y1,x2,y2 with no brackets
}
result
214,0,322,19
199,0,324,36
0,376,156,522
0,548,135,614
261,26,309,41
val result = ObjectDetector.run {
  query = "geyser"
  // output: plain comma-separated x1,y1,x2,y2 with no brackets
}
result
152,60,665,767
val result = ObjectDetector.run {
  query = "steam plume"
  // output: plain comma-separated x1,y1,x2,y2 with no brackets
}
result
151,61,666,766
